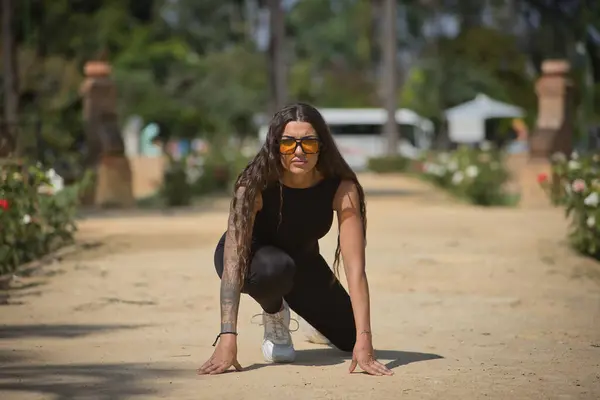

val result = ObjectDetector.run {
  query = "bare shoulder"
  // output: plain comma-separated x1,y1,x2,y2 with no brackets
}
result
333,179,360,211
233,185,263,213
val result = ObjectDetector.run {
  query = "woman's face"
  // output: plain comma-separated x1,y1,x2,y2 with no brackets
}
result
279,121,320,175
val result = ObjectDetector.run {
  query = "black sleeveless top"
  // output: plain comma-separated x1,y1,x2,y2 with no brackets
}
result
252,177,342,257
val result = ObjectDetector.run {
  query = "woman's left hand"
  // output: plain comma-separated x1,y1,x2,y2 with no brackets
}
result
348,336,394,376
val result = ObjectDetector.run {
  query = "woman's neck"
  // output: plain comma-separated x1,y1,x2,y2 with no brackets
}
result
280,170,322,189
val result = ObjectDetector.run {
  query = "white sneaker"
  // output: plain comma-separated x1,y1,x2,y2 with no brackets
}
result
260,300,296,363
299,317,331,345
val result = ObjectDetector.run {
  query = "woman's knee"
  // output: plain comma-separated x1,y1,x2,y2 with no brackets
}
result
249,246,296,295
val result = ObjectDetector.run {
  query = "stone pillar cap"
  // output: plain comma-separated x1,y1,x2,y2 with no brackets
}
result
541,60,570,75
84,61,112,78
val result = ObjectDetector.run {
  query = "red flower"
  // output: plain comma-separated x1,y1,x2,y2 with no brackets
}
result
0,199,8,211
537,173,548,184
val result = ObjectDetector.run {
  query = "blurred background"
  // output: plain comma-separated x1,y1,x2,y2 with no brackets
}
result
1,1,599,181
1,0,599,268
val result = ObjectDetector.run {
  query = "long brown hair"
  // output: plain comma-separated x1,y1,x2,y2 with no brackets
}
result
231,102,367,286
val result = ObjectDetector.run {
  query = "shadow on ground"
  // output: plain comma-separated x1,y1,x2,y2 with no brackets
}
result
0,280,49,306
244,347,443,372
0,324,148,339
0,349,33,365
0,363,184,400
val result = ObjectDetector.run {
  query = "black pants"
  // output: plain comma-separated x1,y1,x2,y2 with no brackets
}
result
214,233,356,352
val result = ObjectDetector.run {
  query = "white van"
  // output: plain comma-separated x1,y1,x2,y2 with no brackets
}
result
256,108,434,171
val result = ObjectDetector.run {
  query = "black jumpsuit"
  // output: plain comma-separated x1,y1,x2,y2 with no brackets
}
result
214,177,356,352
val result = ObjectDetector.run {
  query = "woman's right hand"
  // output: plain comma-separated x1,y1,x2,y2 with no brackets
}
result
197,334,243,375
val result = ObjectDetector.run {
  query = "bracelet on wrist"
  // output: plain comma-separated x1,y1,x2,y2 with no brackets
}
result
212,331,238,346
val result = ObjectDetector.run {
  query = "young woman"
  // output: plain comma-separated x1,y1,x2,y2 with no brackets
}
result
198,103,393,377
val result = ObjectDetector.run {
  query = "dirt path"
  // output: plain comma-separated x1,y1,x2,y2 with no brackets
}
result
1,174,599,400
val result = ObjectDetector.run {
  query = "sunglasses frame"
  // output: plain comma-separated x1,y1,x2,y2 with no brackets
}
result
278,136,321,155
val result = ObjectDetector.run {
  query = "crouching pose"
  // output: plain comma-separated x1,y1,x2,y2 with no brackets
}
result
198,103,392,377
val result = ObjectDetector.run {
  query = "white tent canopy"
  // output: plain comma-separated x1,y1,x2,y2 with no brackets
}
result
444,93,525,143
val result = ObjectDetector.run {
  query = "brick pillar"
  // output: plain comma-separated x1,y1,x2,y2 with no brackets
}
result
529,60,575,159
80,60,134,208
523,60,575,207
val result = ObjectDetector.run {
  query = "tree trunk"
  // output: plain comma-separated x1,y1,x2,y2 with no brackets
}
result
268,0,287,115
381,0,398,155
2,0,20,156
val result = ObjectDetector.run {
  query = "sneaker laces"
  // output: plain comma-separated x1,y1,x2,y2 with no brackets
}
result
251,312,300,339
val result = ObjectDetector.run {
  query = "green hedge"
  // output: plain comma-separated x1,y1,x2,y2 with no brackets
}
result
367,155,411,173
159,150,252,207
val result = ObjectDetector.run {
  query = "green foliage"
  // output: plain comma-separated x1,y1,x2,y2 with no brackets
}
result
539,152,600,259
367,155,411,173
157,145,253,208
287,0,378,107
419,145,516,206
0,161,93,274
402,26,536,126
443,26,536,112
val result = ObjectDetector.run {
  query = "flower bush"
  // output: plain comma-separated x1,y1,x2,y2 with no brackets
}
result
420,143,515,206
539,152,600,259
0,161,91,274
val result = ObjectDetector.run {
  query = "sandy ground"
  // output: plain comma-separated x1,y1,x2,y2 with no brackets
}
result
1,173,599,400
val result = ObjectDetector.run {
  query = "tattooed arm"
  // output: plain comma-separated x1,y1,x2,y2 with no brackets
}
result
197,187,262,375
219,187,262,335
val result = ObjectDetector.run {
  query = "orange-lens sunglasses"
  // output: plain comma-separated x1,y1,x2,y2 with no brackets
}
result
279,137,320,155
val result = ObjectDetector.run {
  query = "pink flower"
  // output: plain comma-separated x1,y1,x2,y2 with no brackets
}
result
537,173,548,184
0,199,8,211
572,179,586,193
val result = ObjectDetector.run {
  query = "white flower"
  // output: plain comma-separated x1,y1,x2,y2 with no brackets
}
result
186,166,202,185
564,183,572,195
434,165,447,177
551,152,567,163
571,151,579,160
22,214,31,224
448,161,458,171
47,169,64,193
584,192,599,207
452,171,464,185
438,153,450,163
568,160,580,170
424,163,446,177
465,165,479,179
479,140,492,151
587,216,596,228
